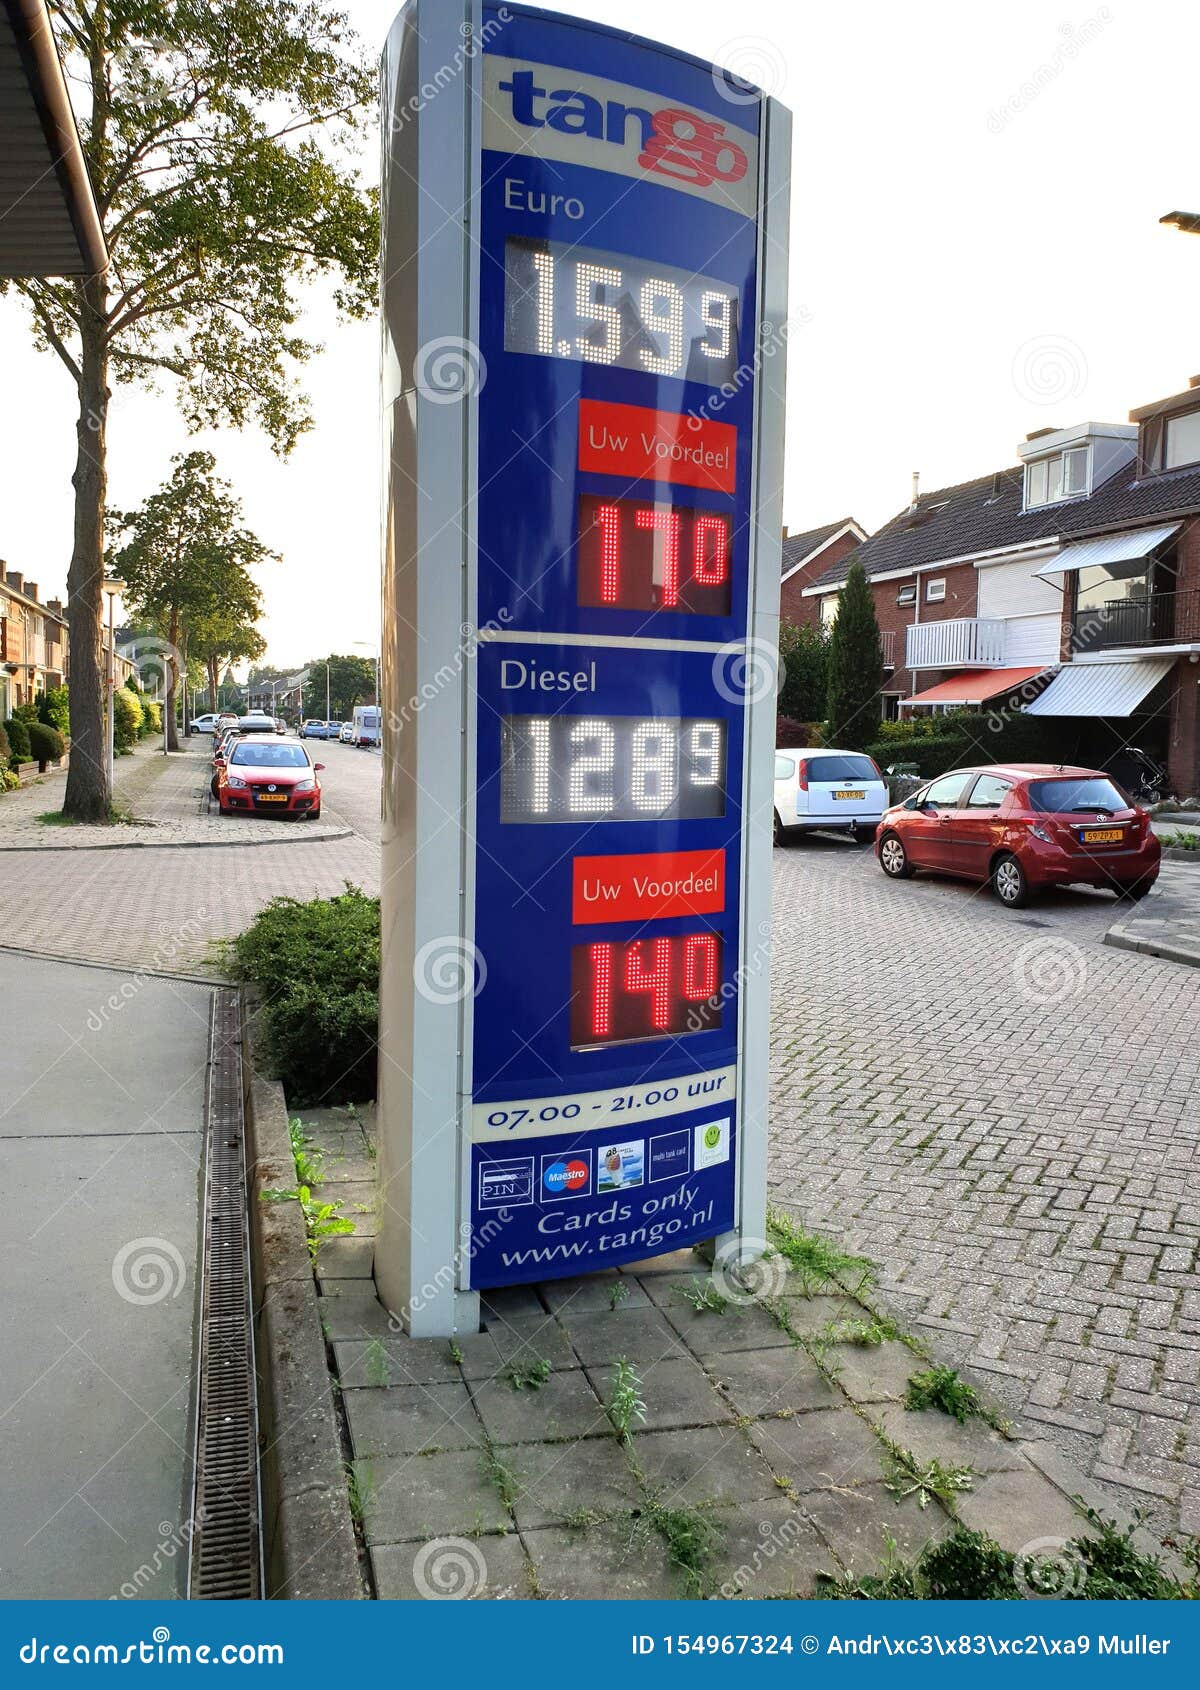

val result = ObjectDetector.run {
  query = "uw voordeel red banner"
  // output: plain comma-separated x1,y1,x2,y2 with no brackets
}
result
577,399,736,493
572,848,726,924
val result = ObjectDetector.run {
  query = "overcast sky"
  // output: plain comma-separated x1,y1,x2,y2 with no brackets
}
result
1,0,1197,665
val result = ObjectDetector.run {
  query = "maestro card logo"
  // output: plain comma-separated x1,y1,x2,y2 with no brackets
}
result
484,58,758,218
540,1149,593,1200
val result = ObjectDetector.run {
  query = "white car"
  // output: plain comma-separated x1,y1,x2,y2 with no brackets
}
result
773,747,889,845
339,722,355,743
189,713,219,735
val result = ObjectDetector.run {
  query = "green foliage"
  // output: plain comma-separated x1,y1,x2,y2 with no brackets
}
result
905,1365,985,1424
3,717,31,765
303,654,377,720
825,558,884,750
824,1315,900,1347
260,1182,355,1261
0,767,18,793
0,720,11,765
287,1118,325,1187
673,1278,729,1314
11,701,40,725
505,1358,552,1391
139,698,162,738
766,1209,875,1296
777,620,829,724
363,1339,390,1388
25,721,66,768
606,1358,646,1443
884,1450,975,1509
37,685,69,735
608,1280,631,1310
1160,829,1200,851
636,1493,722,1594
479,1446,520,1512
233,886,380,1105
867,706,1072,779
112,684,144,751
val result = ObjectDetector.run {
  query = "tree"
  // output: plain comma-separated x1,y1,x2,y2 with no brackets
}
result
112,452,272,748
777,620,829,724
191,616,267,712
303,654,375,721
824,557,885,750
6,3,376,819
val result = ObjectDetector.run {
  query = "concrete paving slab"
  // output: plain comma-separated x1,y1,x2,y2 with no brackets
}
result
565,1306,689,1367
749,1407,885,1494
799,1482,954,1575
361,1450,509,1544
709,1345,842,1419
333,1338,462,1389
371,1531,531,1599
875,1403,1026,1475
710,1500,830,1598
524,1517,680,1598
831,1338,923,1402
480,1284,545,1319
661,1296,795,1355
955,1466,1088,1552
634,1426,781,1508
314,1235,376,1280
587,1354,731,1432
470,1369,609,1446
507,1435,640,1529
481,1310,577,1371
345,1382,483,1456
541,1271,652,1313
317,1286,395,1340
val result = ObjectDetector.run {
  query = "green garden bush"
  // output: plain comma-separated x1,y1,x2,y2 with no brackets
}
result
140,698,162,737
37,685,69,736
25,720,65,770
3,716,31,766
232,885,380,1106
112,684,143,751
0,721,9,765
868,706,1074,778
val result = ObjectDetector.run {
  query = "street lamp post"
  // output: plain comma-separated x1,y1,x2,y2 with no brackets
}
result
100,578,126,798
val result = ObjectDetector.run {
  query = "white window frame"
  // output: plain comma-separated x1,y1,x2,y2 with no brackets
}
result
1164,409,1200,471
925,577,946,603
1024,445,1091,510
896,583,917,607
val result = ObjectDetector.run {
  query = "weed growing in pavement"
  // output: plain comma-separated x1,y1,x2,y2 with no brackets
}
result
634,1492,722,1596
447,1340,464,1365
480,1446,520,1513
505,1357,552,1391
287,1118,325,1187
345,1460,374,1525
766,1210,875,1296
905,1365,989,1425
563,1505,606,1531
674,1278,729,1314
363,1339,390,1388
259,1184,355,1262
608,1280,631,1310
883,1450,974,1510
823,1315,900,1347
1159,829,1200,851
606,1358,646,1444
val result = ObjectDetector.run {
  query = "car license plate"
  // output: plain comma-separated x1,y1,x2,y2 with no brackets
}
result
834,789,866,800
1081,827,1122,844
256,792,288,803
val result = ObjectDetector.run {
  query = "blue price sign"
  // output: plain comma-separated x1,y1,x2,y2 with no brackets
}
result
379,1,789,1328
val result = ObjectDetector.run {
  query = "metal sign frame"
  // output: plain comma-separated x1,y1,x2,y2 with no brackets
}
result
378,0,789,1335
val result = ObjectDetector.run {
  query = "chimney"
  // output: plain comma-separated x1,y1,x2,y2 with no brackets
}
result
909,471,920,511
25,582,38,602
6,571,24,594
47,598,63,618
781,524,789,539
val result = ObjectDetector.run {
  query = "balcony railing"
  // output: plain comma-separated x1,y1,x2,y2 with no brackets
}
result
881,629,895,668
1071,588,1200,655
905,616,1006,670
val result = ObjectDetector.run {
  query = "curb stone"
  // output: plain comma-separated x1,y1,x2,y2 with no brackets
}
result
242,994,365,1600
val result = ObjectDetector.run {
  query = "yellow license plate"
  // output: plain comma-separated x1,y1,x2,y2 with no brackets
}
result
256,792,288,803
1081,827,1122,844
834,789,866,800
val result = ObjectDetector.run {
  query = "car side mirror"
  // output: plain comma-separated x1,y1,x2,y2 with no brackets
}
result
213,756,225,766
314,763,325,772
902,796,920,810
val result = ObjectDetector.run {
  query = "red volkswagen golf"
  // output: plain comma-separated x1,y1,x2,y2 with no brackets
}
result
213,735,324,818
875,763,1160,907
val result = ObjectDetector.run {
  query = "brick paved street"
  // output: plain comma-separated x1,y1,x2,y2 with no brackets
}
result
769,836,1200,1538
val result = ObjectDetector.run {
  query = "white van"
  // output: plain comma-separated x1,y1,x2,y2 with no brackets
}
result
352,705,382,748
773,747,888,844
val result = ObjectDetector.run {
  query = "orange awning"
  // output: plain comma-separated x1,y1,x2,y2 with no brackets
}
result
902,666,1049,708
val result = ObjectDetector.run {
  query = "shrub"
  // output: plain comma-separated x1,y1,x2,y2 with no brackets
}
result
112,684,143,751
232,886,380,1106
3,716,31,765
0,721,9,764
140,698,162,737
0,767,17,792
37,685,69,735
11,700,40,725
777,620,829,722
776,716,826,747
867,733,970,779
25,720,65,770
825,558,884,749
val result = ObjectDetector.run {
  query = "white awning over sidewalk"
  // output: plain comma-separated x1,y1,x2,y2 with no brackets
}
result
1035,524,1180,577
1024,657,1175,716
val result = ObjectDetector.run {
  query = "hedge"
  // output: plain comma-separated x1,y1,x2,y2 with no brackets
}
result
868,708,1072,779
38,685,69,735
0,721,9,765
3,717,31,765
112,685,143,751
25,720,65,770
140,698,162,737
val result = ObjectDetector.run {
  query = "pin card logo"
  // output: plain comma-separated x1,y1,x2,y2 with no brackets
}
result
484,58,759,220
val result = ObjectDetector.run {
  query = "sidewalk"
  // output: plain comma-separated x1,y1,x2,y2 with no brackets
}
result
0,951,210,1598
0,737,349,851
1106,862,1200,967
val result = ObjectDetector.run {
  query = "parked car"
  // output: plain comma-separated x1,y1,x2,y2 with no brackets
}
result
275,718,287,735
216,712,239,732
238,712,278,736
212,735,324,818
189,712,219,735
875,763,1161,907
300,719,328,739
773,748,888,844
339,722,355,743
352,704,382,748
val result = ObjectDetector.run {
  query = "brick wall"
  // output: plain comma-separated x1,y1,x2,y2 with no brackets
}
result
779,530,861,627
872,560,979,700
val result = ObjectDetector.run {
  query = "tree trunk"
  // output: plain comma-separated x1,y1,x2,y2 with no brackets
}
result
208,657,219,712
165,608,180,751
62,279,110,821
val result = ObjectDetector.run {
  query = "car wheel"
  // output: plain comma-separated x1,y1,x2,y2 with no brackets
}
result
309,805,321,821
878,832,913,879
773,809,787,846
1117,877,1154,901
992,852,1031,908
210,776,220,799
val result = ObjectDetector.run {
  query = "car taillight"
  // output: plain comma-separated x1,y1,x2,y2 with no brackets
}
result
796,760,808,792
1028,822,1053,843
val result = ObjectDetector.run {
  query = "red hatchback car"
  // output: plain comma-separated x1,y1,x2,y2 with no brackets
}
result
213,735,324,819
875,763,1161,907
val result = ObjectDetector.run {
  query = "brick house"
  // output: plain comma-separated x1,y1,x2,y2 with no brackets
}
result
1,568,68,718
779,519,867,628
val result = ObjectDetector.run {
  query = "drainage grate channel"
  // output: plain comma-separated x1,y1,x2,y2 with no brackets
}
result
188,988,264,1599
